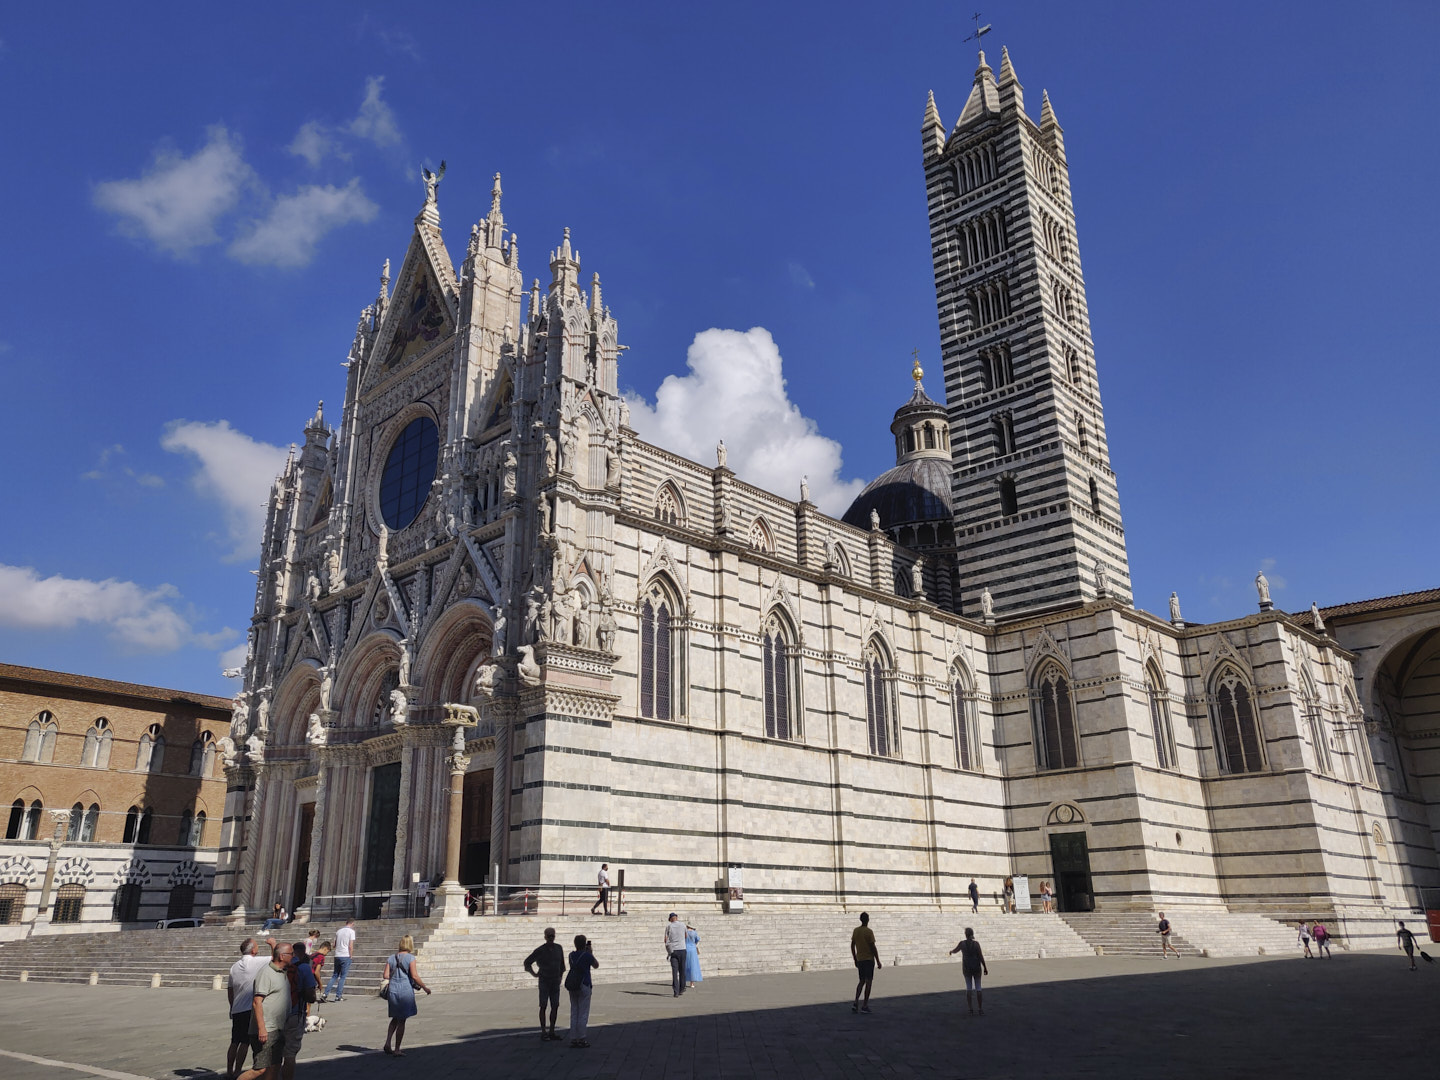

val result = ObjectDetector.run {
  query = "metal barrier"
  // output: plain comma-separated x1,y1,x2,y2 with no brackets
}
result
307,890,430,921
456,874,628,917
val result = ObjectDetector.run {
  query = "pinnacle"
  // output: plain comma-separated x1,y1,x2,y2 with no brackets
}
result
998,46,1016,84
1041,89,1059,127
924,89,942,128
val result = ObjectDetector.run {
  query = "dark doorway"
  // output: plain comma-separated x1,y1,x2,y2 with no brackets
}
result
167,884,195,920
1050,831,1094,912
460,768,493,888
292,803,315,910
361,763,401,919
112,882,142,923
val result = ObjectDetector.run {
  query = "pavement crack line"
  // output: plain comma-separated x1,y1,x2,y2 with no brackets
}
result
0,1048,155,1080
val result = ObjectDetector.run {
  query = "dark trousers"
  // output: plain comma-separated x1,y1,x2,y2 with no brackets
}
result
669,950,685,995
591,888,609,914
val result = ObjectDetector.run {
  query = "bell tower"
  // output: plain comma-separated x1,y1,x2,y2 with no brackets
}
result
924,47,1131,617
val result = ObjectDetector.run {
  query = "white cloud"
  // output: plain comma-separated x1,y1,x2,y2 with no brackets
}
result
93,126,256,255
348,76,402,147
788,261,816,290
229,180,378,268
0,564,192,653
161,420,289,559
626,327,864,515
288,120,348,167
81,443,164,488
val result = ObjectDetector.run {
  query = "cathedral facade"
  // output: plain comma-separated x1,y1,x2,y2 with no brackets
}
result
215,48,1430,929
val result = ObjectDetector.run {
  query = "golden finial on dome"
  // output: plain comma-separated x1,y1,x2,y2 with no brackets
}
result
911,347,923,385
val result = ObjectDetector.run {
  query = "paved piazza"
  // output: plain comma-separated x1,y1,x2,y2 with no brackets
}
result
0,951,1433,1079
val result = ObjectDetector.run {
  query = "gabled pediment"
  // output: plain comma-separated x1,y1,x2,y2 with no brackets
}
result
365,225,458,391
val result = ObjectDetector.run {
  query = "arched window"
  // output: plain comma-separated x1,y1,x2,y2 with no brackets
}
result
953,665,979,771
1212,667,1264,774
1033,663,1079,770
998,476,1018,517
112,882,142,923
67,802,85,842
123,806,140,844
639,584,677,721
992,414,1015,457
6,799,24,840
762,614,797,741
863,641,896,757
832,544,852,579
1300,673,1332,776
82,719,113,769
137,807,153,845
177,810,193,846
1089,477,1101,516
81,803,99,842
22,712,58,763
0,883,25,925
1077,415,1088,454
1146,664,1176,770
653,483,683,527
22,800,43,841
190,732,215,777
748,518,774,554
167,884,196,921
53,884,84,924
192,810,207,847
136,725,165,773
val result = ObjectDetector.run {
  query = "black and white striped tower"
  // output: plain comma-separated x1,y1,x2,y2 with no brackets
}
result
923,46,1132,618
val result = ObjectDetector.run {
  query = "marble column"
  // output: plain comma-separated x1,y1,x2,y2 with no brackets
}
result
208,761,253,922
434,713,473,922
229,759,269,924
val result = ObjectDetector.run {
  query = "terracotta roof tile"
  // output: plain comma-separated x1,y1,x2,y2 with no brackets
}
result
1290,587,1440,627
0,662,232,712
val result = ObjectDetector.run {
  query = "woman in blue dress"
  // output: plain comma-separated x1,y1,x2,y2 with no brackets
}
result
684,923,702,989
382,933,431,1056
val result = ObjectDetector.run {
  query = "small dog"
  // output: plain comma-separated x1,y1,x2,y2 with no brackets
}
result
304,1014,327,1033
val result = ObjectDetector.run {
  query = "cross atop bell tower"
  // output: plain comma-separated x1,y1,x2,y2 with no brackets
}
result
922,46,1132,618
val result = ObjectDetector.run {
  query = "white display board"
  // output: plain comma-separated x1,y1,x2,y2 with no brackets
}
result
1012,874,1032,912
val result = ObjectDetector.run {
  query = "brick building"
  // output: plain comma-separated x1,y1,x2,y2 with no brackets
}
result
0,663,231,937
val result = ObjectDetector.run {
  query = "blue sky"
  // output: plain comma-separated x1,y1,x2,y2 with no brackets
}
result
1,1,1435,696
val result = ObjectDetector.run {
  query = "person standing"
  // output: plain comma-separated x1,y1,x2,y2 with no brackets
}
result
850,912,881,1014
282,942,317,1080
968,879,980,914
1002,877,1015,914
1157,912,1179,959
524,927,567,1041
565,934,599,1048
1297,921,1313,958
949,927,989,1016
1040,881,1053,914
684,923,702,990
226,937,268,1080
1397,921,1418,970
591,864,611,916
382,934,431,1056
664,912,687,996
237,941,292,1080
321,919,355,1002
1312,921,1331,958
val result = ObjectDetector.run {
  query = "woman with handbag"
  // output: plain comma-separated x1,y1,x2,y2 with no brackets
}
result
382,934,431,1056
565,935,599,1049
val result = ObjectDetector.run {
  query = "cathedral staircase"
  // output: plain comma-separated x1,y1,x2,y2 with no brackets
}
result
1057,913,1203,957
0,917,436,990
416,909,1094,992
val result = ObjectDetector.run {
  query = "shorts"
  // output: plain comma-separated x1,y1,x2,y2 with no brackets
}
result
283,1014,304,1058
964,972,982,991
538,977,561,1009
855,959,875,982
250,1027,288,1069
230,1010,252,1043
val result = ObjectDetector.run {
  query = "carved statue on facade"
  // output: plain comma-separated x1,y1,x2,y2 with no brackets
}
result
491,606,507,657
716,498,730,534
560,425,577,476
1255,570,1271,606
449,725,469,772
305,713,328,747
501,446,518,497
1311,601,1326,632
870,508,881,531
216,735,239,769
1169,592,1183,624
800,476,810,503
421,160,446,204
305,572,321,601
573,596,592,649
376,525,390,572
473,662,502,698
319,665,334,711
596,603,618,653
398,636,413,686
543,433,558,477
245,731,265,763
255,696,271,734
538,595,554,641
910,558,925,598
605,438,621,489
230,695,250,741
517,645,542,686
524,590,541,644
980,587,994,620
389,688,410,726
716,440,727,468
1093,558,1109,598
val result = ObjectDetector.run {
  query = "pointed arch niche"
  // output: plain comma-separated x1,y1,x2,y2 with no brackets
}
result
639,576,686,721
863,637,898,757
951,660,981,772
1209,664,1264,774
761,608,801,741
1031,660,1079,771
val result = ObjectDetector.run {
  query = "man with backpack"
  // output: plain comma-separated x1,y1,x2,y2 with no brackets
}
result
281,942,318,1079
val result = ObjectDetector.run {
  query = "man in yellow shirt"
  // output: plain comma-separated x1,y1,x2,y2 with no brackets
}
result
850,912,882,1013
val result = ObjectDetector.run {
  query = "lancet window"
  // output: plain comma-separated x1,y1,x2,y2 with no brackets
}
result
863,641,896,757
1033,662,1079,770
1212,667,1264,774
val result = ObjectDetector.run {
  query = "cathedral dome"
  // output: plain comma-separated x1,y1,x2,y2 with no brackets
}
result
842,359,954,533
842,455,953,530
